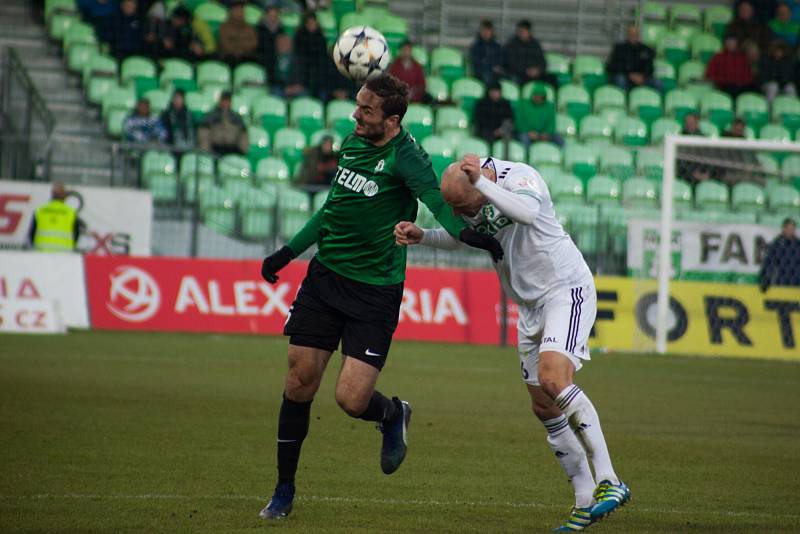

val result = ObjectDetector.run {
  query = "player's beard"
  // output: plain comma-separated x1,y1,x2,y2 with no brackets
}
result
355,121,385,142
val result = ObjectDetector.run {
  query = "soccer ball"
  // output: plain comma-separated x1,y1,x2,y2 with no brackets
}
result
332,26,391,83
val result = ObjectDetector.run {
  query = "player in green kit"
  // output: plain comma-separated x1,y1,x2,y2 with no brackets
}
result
258,74,503,520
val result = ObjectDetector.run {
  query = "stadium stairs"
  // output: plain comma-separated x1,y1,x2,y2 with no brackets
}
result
0,0,111,185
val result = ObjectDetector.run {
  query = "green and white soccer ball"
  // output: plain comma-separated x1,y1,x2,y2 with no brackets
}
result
332,26,391,83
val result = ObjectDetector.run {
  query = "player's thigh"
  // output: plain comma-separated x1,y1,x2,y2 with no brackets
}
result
285,344,333,402
335,356,381,415
539,283,597,369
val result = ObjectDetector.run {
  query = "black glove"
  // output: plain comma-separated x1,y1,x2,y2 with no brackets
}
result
459,228,504,262
261,246,296,283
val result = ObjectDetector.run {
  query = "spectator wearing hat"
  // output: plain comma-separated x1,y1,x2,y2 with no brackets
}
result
218,0,258,66
515,84,561,147
473,81,514,144
198,91,249,155
388,40,426,103
470,20,504,85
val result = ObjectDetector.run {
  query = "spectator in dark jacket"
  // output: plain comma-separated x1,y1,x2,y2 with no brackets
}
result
271,33,305,97
198,91,249,155
160,6,205,61
258,6,284,82
503,20,556,86
77,0,115,40
470,20,504,85
738,0,779,23
473,81,514,143
218,0,258,66
607,25,658,91
726,1,774,52
759,218,800,290
294,12,329,99
761,39,797,100
388,41,426,103
705,35,756,97
723,117,748,137
125,98,167,143
159,90,195,150
108,0,146,59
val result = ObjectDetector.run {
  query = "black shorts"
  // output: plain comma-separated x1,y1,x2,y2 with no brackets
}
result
283,258,404,370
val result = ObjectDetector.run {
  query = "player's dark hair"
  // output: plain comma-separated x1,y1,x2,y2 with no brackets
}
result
364,74,410,121
783,217,796,227
517,19,532,30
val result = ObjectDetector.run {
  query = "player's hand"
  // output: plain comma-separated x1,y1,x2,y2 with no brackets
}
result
261,246,296,283
394,221,424,246
459,228,504,262
460,154,482,184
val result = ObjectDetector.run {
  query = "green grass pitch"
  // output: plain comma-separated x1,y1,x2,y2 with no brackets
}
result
1,331,798,533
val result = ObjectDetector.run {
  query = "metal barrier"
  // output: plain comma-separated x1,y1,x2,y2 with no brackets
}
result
0,48,55,181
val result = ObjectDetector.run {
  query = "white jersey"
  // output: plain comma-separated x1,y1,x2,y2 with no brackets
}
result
465,157,593,306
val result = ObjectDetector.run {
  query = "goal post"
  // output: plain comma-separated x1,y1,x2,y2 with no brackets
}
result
656,134,800,354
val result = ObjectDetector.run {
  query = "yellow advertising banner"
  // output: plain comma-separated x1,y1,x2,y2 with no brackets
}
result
591,277,800,360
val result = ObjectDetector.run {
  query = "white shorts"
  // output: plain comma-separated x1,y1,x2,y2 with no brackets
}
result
517,281,597,386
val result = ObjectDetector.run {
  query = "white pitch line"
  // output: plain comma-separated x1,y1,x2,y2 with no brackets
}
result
0,494,796,521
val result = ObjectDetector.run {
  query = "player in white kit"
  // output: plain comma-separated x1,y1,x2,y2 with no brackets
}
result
394,154,630,531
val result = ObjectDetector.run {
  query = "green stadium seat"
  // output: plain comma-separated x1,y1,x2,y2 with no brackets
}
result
677,60,705,86
573,55,606,92
700,90,734,130
430,46,465,84
179,154,215,203
252,94,287,136
439,128,468,148
255,156,290,184
82,54,117,87
557,84,591,122
426,76,449,103
492,139,526,162
435,106,469,132
231,93,252,118
455,137,490,159
564,143,599,183
654,59,677,92
593,85,625,111
672,179,693,211
599,146,635,181
521,81,555,102
142,150,179,203
657,32,690,68
760,123,791,142
63,22,96,50
326,99,355,136
556,203,600,254
411,45,429,72
376,14,408,54
273,127,306,169
650,117,682,144
698,118,719,137
281,11,301,37
313,189,329,212
587,174,620,206
403,104,434,141
731,182,766,213
556,113,577,138
736,92,769,129
695,180,729,210
278,188,311,239
46,0,77,21
244,3,262,26
628,86,663,125
622,177,657,208
196,60,231,90
579,115,613,145
671,3,702,25
665,88,698,120
642,23,667,47
421,135,455,177
240,186,277,239
233,62,266,89
529,142,563,173
615,117,648,146
87,76,118,107
550,174,585,205
49,12,77,41
690,32,721,63
672,24,699,41
218,154,252,183
782,154,800,181
120,56,156,87
768,184,800,212
772,95,800,133
66,42,97,74
500,80,520,104
704,5,732,38
309,129,342,149
105,107,127,138
289,96,324,139
160,58,194,90
637,147,664,179
545,53,572,86
246,126,271,167
451,77,485,116
185,90,215,122
101,86,135,121
597,107,626,130
200,186,237,235
143,89,170,114
640,1,668,23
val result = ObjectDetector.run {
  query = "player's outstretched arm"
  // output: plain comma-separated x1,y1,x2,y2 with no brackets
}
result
394,221,460,250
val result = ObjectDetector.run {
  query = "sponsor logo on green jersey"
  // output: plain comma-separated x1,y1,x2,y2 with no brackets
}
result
334,166,379,197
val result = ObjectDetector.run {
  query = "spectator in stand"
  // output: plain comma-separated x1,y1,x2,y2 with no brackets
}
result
272,33,305,97
726,1,774,53
503,20,556,87
193,17,217,57
682,112,702,135
606,25,658,91
678,113,716,184
258,6,284,83
198,91,249,155
470,20,504,85
108,0,146,60
737,0,779,23
759,217,800,290
320,56,356,101
705,35,756,98
159,90,195,151
473,81,514,144
218,0,258,66
77,0,115,42
388,41,426,103
515,84,561,147
124,98,167,143
160,6,206,61
723,117,748,137
294,12,329,99
294,135,338,189
769,2,800,45
761,39,797,100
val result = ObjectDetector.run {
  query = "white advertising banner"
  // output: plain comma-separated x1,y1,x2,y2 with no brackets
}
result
0,251,89,328
0,299,66,334
627,219,778,280
0,180,152,256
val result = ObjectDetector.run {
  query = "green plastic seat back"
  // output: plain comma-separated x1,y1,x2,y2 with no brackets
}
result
426,76,449,102
637,147,664,179
672,179,693,209
403,104,434,140
760,123,791,141
731,182,766,213
64,22,97,49
451,77,485,115
529,142,563,167
736,92,769,128
289,96,324,137
622,177,657,207
640,1,667,22
102,86,136,120
550,174,585,204
594,85,626,111
556,113,577,138
120,56,156,86
160,58,194,88
492,139,526,162
650,117,682,144
273,127,306,168
671,3,702,26
256,156,290,183
143,89,170,114
657,32,690,68
599,146,634,180
435,106,469,131
587,174,620,205
564,143,599,182
185,90,215,122
664,88,698,119
142,150,177,179
642,23,667,47
546,53,572,85
677,60,705,86
218,154,252,181
691,32,721,63
454,137,490,159
769,184,800,210
654,59,676,90
615,117,648,146
411,45,429,71
197,60,231,89
233,62,266,89
695,180,729,209
579,115,613,143
573,55,606,91
430,46,464,82
704,6,732,38
557,84,591,122
252,94,287,135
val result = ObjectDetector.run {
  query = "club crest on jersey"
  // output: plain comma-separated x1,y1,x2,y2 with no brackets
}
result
334,166,380,197
374,159,385,173
474,204,512,236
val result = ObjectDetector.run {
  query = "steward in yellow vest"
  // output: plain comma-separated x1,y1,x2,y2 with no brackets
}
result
30,183,78,252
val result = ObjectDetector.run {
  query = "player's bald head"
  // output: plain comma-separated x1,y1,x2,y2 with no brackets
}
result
441,163,485,216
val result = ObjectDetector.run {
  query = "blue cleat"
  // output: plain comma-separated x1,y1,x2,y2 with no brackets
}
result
258,483,295,520
553,506,594,531
590,479,631,520
378,398,412,474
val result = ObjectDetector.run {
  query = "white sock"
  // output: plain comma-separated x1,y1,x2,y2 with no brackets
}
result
542,414,596,508
555,384,619,485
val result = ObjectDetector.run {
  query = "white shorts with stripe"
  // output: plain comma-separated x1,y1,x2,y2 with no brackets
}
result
517,280,597,386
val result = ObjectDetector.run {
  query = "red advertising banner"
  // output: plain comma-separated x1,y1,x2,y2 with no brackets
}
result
85,256,516,344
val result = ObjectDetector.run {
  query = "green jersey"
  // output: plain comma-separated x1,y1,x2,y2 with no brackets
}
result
287,128,466,285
